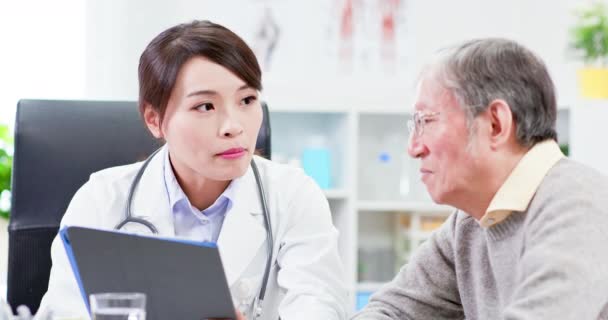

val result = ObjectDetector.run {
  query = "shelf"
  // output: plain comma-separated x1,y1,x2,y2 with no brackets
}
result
357,109,412,115
357,201,453,214
323,189,350,199
357,281,388,292
402,230,436,241
269,106,350,113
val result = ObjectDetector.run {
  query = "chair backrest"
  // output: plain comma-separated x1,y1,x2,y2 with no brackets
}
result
7,99,271,313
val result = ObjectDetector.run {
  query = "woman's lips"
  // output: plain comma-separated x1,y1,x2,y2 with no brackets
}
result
217,147,246,159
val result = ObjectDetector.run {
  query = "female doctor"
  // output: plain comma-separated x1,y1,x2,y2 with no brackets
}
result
38,20,348,320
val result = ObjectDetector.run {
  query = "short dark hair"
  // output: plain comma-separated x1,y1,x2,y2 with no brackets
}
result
138,20,262,123
430,38,557,147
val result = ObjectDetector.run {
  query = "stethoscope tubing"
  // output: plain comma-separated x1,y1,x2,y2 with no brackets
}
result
115,147,273,319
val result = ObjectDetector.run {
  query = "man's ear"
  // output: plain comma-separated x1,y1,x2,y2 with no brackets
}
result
486,99,514,149
142,103,163,139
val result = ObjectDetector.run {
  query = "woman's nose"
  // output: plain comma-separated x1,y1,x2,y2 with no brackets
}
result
219,115,244,137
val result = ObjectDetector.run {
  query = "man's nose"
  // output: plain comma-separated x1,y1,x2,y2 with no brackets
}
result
407,134,427,158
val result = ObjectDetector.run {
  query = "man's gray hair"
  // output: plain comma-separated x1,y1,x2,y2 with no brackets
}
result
428,38,558,147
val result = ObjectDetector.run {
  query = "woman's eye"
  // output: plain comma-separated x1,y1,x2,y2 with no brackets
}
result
242,95,257,105
195,103,214,112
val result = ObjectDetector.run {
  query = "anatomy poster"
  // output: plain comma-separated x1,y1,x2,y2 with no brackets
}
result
246,0,412,79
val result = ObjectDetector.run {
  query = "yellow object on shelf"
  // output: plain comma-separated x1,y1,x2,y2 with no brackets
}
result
578,68,608,99
398,214,411,229
420,216,447,232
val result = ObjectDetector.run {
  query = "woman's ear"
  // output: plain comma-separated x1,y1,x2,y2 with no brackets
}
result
142,103,163,139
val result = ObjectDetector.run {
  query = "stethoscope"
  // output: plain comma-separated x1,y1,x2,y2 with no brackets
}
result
114,147,274,319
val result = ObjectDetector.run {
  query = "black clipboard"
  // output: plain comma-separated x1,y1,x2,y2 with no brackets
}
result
60,226,237,320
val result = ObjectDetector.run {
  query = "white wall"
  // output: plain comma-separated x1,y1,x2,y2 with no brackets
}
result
84,0,273,101
412,0,582,107
0,0,86,126
0,0,593,121
82,0,591,109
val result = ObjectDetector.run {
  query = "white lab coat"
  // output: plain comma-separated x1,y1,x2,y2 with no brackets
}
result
37,148,348,319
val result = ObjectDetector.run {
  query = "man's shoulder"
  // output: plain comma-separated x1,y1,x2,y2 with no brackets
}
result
542,158,608,193
531,157,608,216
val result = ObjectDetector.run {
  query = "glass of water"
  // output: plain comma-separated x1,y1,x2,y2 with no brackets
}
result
89,293,146,320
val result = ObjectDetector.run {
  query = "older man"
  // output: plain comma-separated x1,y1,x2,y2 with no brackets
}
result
353,38,608,319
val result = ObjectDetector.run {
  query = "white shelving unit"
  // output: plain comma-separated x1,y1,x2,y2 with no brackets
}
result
357,201,452,213
323,189,350,199
270,105,573,313
269,108,452,312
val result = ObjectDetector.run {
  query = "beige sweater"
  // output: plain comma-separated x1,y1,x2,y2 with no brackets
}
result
353,158,608,319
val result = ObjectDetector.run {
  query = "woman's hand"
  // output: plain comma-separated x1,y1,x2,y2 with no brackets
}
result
209,310,246,320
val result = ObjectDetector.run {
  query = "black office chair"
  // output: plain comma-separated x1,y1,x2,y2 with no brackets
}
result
7,99,271,314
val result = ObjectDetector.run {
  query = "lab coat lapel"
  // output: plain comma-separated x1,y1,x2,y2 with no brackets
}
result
130,145,175,237
217,165,266,286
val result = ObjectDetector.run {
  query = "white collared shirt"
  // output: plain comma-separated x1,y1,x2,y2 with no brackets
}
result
162,148,238,242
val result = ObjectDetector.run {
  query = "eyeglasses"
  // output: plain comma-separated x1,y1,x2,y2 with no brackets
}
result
407,111,441,138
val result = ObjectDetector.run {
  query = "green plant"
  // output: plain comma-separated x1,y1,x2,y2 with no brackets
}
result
0,124,13,219
569,2,608,66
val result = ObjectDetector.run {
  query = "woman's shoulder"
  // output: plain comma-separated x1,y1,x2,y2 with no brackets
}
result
80,161,146,193
61,161,147,226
